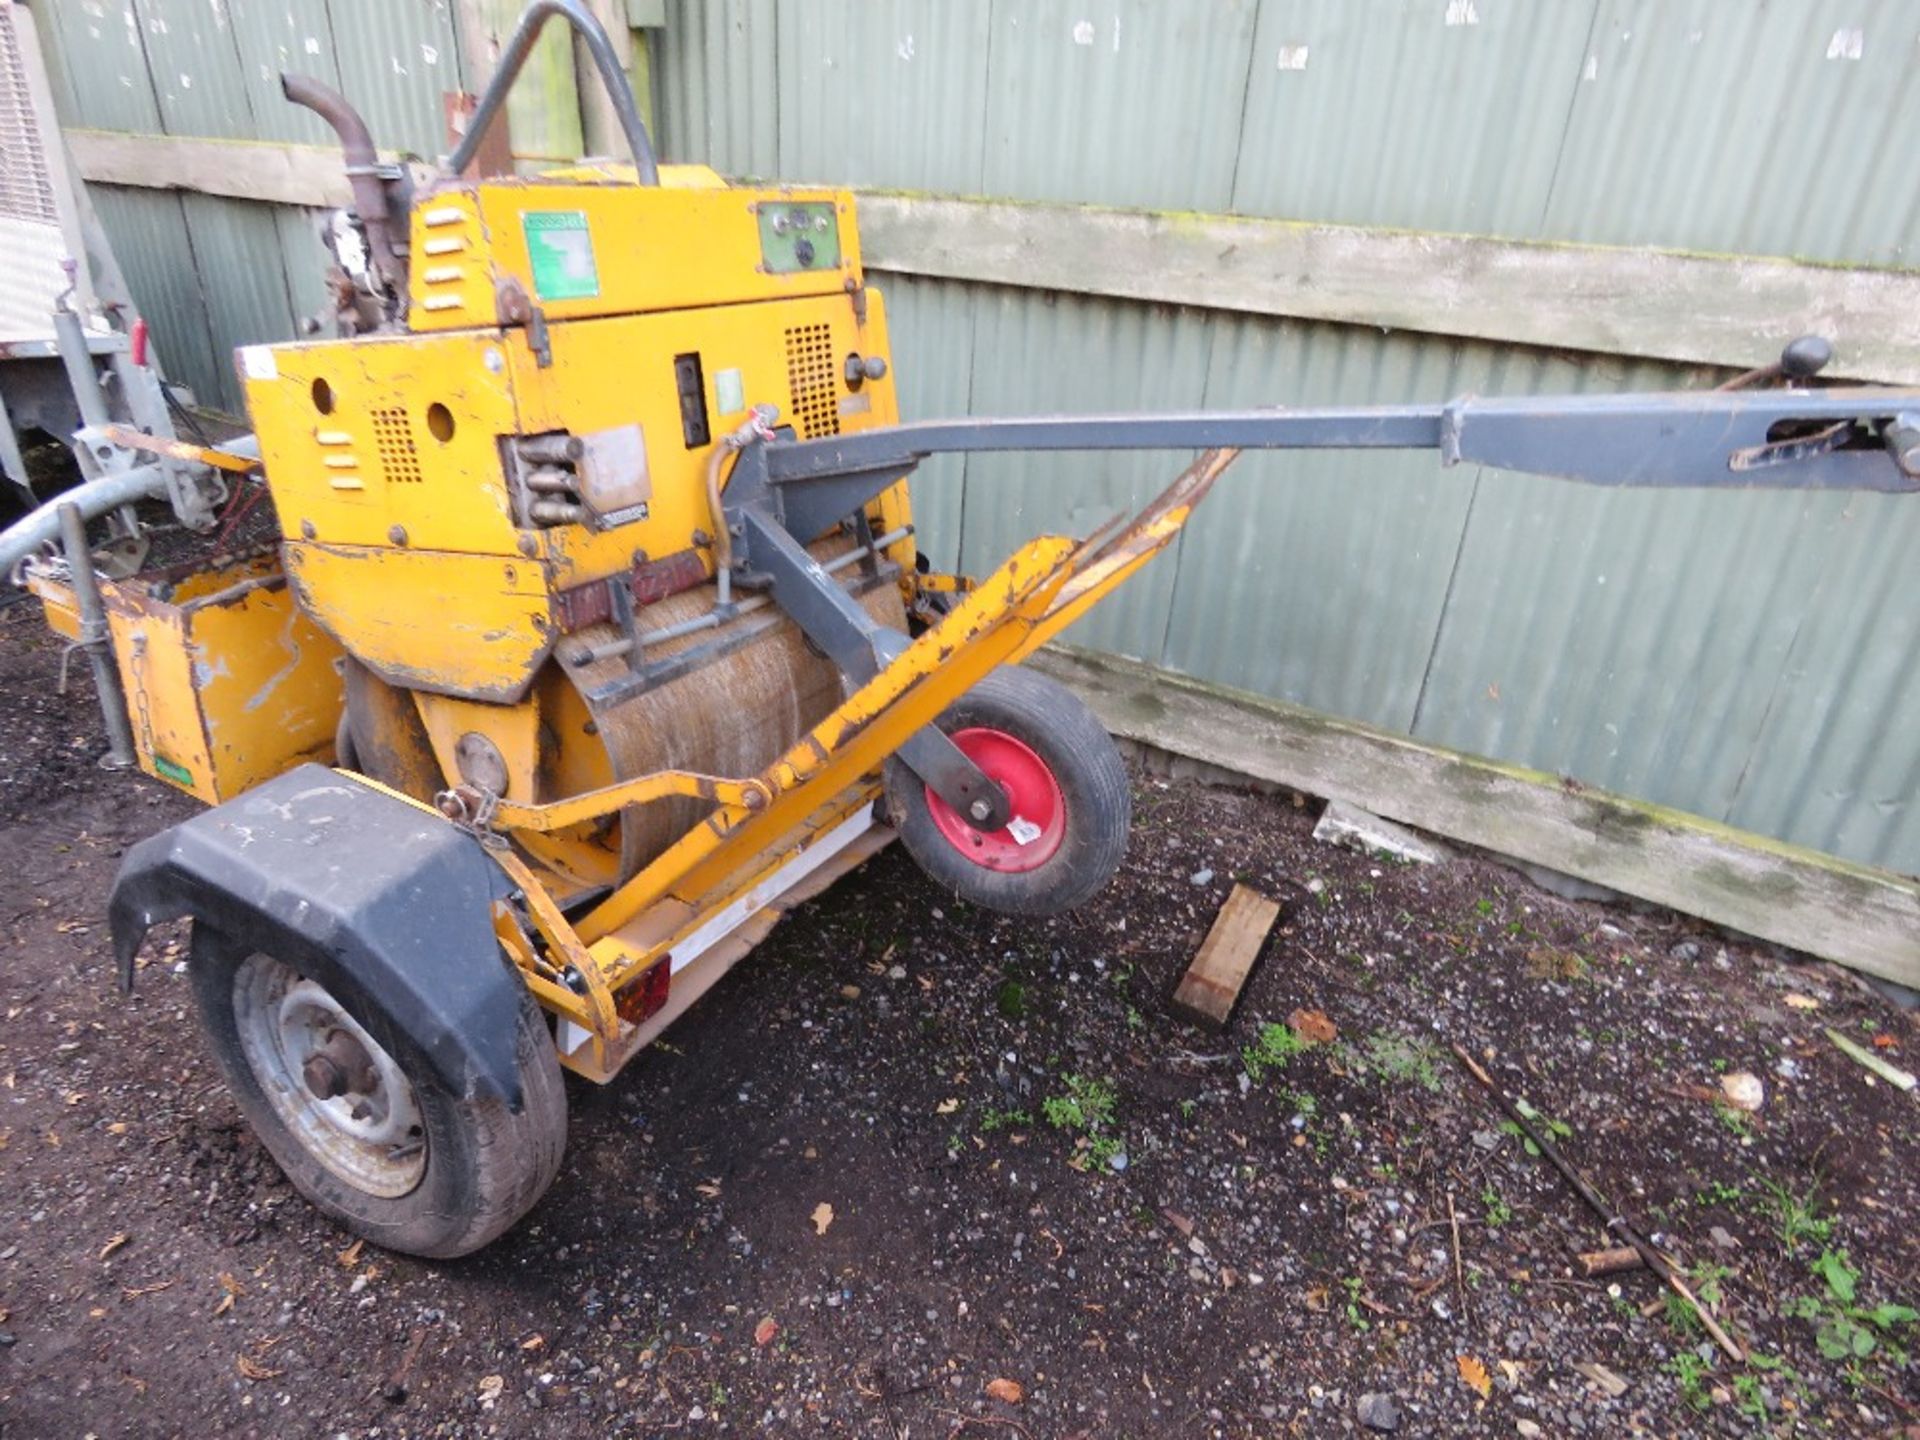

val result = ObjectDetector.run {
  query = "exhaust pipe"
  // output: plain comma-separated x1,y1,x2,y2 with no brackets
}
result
280,73,407,295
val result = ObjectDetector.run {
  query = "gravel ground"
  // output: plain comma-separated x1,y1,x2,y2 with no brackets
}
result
0,599,1914,1439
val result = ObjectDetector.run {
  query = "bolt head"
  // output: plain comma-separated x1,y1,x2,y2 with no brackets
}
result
303,1052,347,1100
968,799,993,823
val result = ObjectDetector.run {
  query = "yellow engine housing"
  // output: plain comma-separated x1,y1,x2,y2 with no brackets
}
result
242,164,915,705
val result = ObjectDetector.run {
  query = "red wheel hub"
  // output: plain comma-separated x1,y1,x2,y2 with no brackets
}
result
924,727,1067,873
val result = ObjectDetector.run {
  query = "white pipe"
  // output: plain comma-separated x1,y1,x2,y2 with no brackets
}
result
1,465,168,579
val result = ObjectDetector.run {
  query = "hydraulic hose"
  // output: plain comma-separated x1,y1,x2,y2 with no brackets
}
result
0,435,262,580
0,466,168,579
705,443,735,605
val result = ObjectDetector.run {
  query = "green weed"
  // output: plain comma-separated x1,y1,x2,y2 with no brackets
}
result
1481,1185,1513,1229
1042,1074,1124,1172
1341,1275,1370,1332
1789,1249,1917,1363
1760,1177,1833,1252
1667,1352,1712,1411
1241,1021,1309,1084
1499,1097,1572,1157
979,1106,1031,1133
1358,1032,1444,1092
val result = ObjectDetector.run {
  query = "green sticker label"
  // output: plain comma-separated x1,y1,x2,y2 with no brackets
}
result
151,754,194,788
522,211,599,301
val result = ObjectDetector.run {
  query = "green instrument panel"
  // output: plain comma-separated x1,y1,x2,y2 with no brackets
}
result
756,202,841,274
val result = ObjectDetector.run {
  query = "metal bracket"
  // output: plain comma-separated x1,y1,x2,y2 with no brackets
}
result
734,507,1010,830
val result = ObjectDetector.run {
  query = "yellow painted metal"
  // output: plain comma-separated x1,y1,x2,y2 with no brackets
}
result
915,571,975,595
282,543,555,702
245,329,522,556
511,291,904,591
489,769,773,832
27,574,82,641
409,176,860,332
31,554,343,804
487,847,619,1075
410,687,545,799
248,239,908,700
1006,447,1240,661
96,425,261,474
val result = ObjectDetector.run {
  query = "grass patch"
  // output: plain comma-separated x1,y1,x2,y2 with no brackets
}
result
1241,1021,1309,1084
1356,1032,1445,1092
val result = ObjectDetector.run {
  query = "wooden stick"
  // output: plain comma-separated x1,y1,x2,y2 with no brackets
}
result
1447,1191,1469,1324
382,1325,429,1403
1576,1245,1647,1278
1826,1028,1917,1091
1450,1043,1745,1362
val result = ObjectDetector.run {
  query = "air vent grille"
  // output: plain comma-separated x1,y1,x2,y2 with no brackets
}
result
784,323,840,440
371,407,421,483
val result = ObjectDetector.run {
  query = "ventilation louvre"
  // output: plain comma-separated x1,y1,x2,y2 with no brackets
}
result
371,407,422,483
784,323,840,440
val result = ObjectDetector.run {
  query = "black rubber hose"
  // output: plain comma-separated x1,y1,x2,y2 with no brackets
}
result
447,0,659,183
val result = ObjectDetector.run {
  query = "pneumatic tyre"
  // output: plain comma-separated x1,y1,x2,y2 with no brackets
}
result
885,666,1130,916
187,926,567,1259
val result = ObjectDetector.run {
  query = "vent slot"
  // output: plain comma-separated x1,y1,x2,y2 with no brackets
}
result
784,323,840,440
371,407,422,483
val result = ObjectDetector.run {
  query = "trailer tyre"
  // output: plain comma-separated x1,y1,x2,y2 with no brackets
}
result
886,666,1129,916
188,927,566,1259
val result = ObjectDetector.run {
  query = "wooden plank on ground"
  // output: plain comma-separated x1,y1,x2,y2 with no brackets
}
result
1170,883,1282,1028
1031,645,1920,991
857,191,1920,384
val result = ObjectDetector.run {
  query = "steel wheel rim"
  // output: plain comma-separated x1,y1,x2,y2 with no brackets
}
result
924,727,1068,872
231,955,427,1198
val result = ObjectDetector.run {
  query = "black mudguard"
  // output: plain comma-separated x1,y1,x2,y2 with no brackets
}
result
109,763,530,1108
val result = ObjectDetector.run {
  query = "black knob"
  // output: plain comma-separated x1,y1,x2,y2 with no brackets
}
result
1780,335,1833,381
793,237,815,267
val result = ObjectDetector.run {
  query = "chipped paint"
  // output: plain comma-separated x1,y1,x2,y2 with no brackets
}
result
1826,27,1864,61
242,623,303,714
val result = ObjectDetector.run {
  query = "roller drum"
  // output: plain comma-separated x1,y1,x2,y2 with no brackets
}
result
544,539,905,884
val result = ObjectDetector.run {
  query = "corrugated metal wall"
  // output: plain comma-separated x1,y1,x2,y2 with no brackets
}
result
30,0,468,411
35,0,1919,876
654,0,1920,877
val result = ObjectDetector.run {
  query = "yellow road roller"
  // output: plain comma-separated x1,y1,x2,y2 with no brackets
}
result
20,0,1919,1256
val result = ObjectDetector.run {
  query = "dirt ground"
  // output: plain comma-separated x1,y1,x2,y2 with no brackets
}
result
0,599,1915,1440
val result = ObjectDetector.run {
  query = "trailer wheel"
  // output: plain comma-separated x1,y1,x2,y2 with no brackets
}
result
188,929,566,1259
886,667,1129,916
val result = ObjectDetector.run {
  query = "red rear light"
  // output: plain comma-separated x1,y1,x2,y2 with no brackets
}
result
615,959,670,1026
